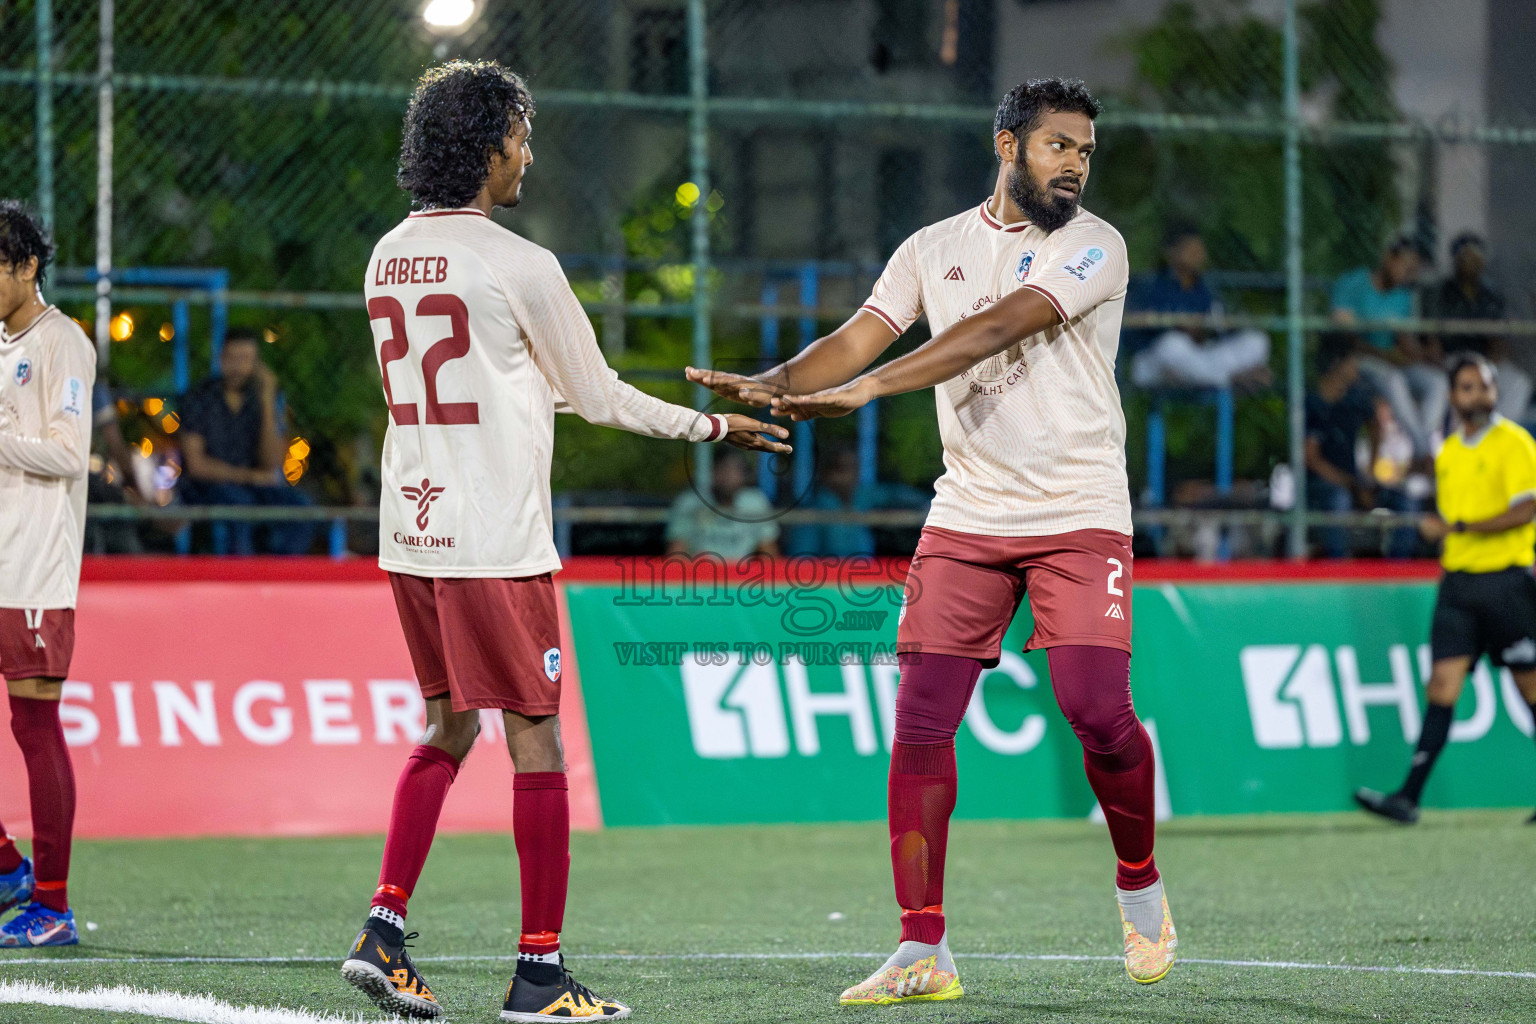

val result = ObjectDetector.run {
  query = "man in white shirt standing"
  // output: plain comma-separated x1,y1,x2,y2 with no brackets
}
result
0,200,95,949
693,78,1175,1005
340,61,788,1021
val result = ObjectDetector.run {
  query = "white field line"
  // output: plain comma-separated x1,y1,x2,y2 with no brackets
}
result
0,979,399,1023
0,950,1532,981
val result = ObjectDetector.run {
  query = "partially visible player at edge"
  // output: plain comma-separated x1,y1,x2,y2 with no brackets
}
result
342,61,789,1022
0,201,95,948
691,79,1176,1002
1356,355,1536,824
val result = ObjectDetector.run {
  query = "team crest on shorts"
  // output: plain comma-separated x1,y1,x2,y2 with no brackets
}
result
1014,249,1035,282
543,647,562,682
13,360,31,386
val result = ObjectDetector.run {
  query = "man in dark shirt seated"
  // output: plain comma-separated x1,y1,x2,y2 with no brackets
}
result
1128,224,1271,390
179,328,315,555
1305,334,1417,558
1422,233,1530,421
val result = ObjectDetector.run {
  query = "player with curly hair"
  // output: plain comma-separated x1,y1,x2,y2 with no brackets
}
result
0,200,95,949
339,61,787,1021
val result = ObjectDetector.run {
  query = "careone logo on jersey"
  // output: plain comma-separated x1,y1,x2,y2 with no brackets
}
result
1062,245,1107,283
13,359,31,386
1014,249,1035,282
395,478,454,548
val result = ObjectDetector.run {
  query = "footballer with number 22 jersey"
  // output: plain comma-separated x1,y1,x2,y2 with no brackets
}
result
342,61,788,1024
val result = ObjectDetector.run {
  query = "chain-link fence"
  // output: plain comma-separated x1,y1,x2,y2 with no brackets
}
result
3,0,1534,559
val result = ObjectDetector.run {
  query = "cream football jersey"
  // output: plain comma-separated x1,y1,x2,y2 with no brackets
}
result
0,306,96,608
366,208,727,578
862,201,1132,537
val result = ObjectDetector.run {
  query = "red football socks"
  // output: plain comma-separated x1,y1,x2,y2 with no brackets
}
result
514,772,569,954
0,831,22,875
1046,646,1159,891
1085,723,1159,889
889,741,957,945
373,744,460,918
8,696,75,912
886,652,982,945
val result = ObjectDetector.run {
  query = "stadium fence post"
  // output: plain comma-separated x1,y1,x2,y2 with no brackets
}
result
687,0,714,496
93,0,114,371
34,0,55,231
1283,0,1307,559
793,264,818,500
759,280,781,501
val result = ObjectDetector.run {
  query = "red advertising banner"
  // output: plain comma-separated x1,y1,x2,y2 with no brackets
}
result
0,573,601,838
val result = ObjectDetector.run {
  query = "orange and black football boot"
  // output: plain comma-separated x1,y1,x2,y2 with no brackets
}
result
502,954,631,1021
341,919,443,1019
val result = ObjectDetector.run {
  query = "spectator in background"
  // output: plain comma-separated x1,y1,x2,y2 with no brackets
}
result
1423,233,1532,422
84,379,145,554
666,447,780,560
1331,236,1446,461
1306,334,1418,558
1129,225,1271,390
785,446,930,557
179,328,314,555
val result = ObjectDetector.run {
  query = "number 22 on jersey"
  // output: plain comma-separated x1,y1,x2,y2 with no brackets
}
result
369,293,479,426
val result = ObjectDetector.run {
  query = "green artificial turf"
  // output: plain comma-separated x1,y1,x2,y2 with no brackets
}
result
0,810,1532,1023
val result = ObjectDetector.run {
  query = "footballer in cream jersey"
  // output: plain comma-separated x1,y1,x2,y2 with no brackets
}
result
693,78,1175,1005
343,61,787,1023
0,200,93,948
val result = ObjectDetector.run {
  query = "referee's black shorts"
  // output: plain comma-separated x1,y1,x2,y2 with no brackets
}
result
1430,567,1536,669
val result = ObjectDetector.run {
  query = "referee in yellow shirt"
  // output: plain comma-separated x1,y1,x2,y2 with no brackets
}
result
1356,353,1536,823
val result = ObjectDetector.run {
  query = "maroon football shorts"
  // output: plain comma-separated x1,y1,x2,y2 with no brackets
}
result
0,607,76,682
896,526,1133,664
388,572,563,715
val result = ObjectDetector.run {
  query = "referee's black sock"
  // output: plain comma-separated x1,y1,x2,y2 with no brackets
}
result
1528,701,1536,763
1399,702,1454,804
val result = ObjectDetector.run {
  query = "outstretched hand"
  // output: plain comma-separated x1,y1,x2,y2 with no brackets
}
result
771,378,878,421
721,414,793,454
686,366,783,408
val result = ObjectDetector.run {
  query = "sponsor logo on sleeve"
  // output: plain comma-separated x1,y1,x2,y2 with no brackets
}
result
1014,249,1036,282
61,376,85,417
1061,245,1108,282
13,360,32,386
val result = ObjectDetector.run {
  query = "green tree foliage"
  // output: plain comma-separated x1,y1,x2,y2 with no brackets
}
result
1107,0,1400,276
1102,0,1402,485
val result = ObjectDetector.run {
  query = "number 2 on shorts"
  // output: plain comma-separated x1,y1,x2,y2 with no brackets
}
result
1107,558,1125,597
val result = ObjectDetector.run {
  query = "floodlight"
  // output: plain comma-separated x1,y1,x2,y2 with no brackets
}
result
423,0,477,33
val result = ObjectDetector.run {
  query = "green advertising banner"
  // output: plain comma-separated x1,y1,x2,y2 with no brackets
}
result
564,573,1535,827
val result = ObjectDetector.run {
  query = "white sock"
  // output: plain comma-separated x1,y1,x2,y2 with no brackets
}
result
518,949,561,965
1117,879,1165,940
368,905,405,932
882,932,955,975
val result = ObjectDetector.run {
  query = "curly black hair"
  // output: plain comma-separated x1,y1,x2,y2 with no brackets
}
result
397,60,535,210
0,200,54,286
993,78,1103,158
